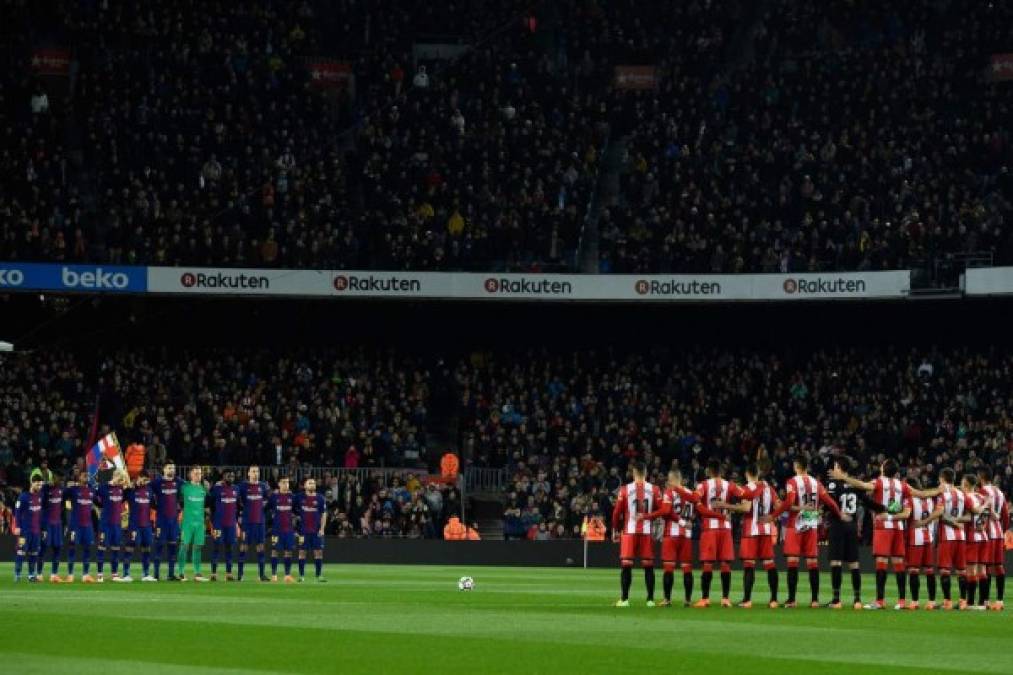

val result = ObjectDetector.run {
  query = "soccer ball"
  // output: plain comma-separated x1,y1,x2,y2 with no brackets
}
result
458,576,475,591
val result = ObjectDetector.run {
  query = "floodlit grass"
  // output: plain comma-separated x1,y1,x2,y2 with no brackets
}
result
0,563,1010,674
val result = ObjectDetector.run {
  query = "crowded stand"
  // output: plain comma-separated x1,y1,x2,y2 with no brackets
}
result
3,0,1011,276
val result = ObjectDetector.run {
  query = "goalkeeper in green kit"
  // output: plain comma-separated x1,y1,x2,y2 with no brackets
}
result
178,467,210,582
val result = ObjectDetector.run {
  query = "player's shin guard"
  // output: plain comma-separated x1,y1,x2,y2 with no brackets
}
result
967,574,977,605
15,546,24,578
979,575,991,606
875,561,887,601
153,546,161,578
192,546,202,575
314,558,322,578
29,552,39,577
941,573,952,600
996,567,1005,601
926,571,936,602
766,563,779,602
720,564,731,600
894,564,907,601
786,563,799,603
830,565,842,602
211,542,219,575
644,567,656,601
958,574,968,601
663,571,674,601
742,565,755,603
50,545,61,575
620,565,633,601
96,545,105,575
683,566,694,602
298,557,307,578
271,553,278,575
81,546,91,575
700,564,713,600
142,549,151,576
807,563,819,603
111,549,119,575
122,549,131,578
238,549,246,579
257,551,266,577
167,543,177,577
909,571,920,601
283,555,292,576
67,546,76,576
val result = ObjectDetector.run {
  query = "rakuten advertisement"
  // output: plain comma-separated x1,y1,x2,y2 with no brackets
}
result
147,267,333,296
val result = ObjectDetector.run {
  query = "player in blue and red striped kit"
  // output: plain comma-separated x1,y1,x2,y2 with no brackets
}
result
210,470,240,581
123,470,155,582
150,463,184,581
14,473,45,582
295,478,327,583
63,470,98,583
267,476,296,583
237,466,271,582
95,471,128,582
41,475,66,583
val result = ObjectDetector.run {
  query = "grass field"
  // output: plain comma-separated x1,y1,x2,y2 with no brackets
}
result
1,563,1011,674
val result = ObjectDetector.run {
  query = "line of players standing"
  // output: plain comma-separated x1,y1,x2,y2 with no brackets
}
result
612,456,1009,611
12,463,329,583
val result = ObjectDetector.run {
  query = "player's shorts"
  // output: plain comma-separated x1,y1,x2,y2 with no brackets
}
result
155,520,180,544
17,533,42,554
620,533,655,563
905,544,935,568
872,529,906,558
242,522,266,545
43,524,63,548
69,526,94,546
783,528,818,559
661,535,693,564
965,540,984,564
180,521,206,547
213,526,238,547
739,535,774,561
827,525,859,563
272,532,296,552
130,526,153,548
988,539,1004,566
99,524,123,547
699,529,734,562
936,540,966,570
300,533,323,551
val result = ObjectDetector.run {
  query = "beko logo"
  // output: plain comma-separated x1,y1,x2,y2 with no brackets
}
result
62,267,129,289
0,269,25,286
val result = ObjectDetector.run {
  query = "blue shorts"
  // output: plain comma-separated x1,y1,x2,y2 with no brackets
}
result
155,520,180,544
70,526,94,547
242,523,265,545
43,524,63,548
214,526,238,546
100,524,123,547
18,533,42,554
130,526,153,548
272,532,295,551
300,533,323,551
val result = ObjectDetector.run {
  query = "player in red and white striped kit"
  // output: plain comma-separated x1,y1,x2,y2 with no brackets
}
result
831,458,939,609
611,462,662,607
716,462,781,609
692,459,744,608
767,456,843,608
904,477,938,610
963,475,990,610
976,467,1008,611
925,469,982,610
639,468,699,606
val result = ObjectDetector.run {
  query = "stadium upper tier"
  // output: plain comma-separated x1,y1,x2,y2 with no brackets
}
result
1,1,1011,276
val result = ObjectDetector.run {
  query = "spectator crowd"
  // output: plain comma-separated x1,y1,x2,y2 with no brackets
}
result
3,1,1011,276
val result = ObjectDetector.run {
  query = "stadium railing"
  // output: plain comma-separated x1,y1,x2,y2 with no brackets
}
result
464,467,507,493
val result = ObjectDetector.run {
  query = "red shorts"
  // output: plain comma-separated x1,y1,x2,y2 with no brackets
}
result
783,528,818,559
936,540,966,570
872,529,906,558
620,533,655,563
740,535,774,561
965,540,985,564
985,539,1003,565
661,536,693,564
905,544,935,568
699,529,734,562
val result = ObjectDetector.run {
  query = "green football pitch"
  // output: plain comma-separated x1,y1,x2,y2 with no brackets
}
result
0,563,1010,674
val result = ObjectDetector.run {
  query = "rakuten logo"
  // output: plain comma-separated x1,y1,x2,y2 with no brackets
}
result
634,279,721,296
180,271,269,289
62,267,129,289
782,277,867,295
0,269,25,287
333,274,421,293
483,277,573,295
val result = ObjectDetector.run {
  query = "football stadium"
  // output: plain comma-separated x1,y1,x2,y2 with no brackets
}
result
2,1,1013,674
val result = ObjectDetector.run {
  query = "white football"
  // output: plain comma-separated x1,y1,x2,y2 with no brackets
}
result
458,576,475,591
